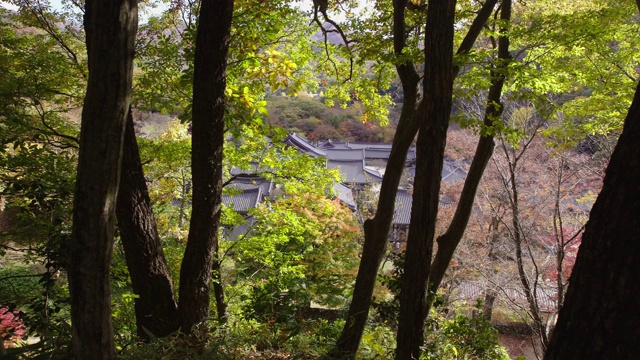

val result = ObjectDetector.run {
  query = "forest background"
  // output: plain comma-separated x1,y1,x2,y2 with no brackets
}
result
0,0,638,359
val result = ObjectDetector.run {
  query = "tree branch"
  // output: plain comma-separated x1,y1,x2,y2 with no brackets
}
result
0,273,42,283
311,0,354,83
453,0,499,77
34,102,80,146
21,0,85,77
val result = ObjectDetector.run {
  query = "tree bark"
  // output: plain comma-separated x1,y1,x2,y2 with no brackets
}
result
427,0,511,300
68,0,137,358
396,1,456,358
116,112,178,339
332,1,498,357
483,290,497,321
178,0,233,331
544,83,640,360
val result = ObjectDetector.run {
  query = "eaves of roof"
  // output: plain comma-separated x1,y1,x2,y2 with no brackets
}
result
284,133,326,157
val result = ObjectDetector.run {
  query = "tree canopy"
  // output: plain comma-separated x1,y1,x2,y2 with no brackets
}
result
1,0,639,358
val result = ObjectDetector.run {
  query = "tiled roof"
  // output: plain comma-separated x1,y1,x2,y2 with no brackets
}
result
328,159,383,184
363,167,383,180
406,160,467,184
391,189,458,225
325,148,365,161
219,135,463,237
222,187,262,213
333,182,357,210
224,216,257,241
318,140,350,149
323,142,416,162
284,133,326,157
442,161,466,183
318,140,414,154
343,142,392,150
229,162,264,176
228,176,273,198
393,189,413,225
364,148,391,160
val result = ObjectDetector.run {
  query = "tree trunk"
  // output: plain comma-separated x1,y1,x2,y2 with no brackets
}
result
483,290,497,321
500,138,549,351
543,83,640,360
178,181,188,228
178,0,233,331
427,0,512,309
396,2,513,357
332,14,421,350
512,204,549,349
483,222,503,322
396,2,456,359
68,0,137,358
332,1,498,357
116,112,178,339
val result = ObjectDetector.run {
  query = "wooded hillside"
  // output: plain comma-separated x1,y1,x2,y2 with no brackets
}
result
0,1,638,359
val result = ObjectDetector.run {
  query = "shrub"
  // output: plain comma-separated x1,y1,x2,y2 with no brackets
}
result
422,302,510,360
0,306,27,347
0,266,41,310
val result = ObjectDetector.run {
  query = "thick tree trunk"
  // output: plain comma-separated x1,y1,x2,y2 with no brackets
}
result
332,1,498,357
178,0,233,331
544,83,640,360
116,113,178,339
395,2,456,359
68,1,137,358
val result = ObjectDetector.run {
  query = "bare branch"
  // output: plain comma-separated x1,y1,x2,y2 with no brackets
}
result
34,101,80,146
311,0,354,83
0,273,42,283
453,0,499,77
20,0,85,77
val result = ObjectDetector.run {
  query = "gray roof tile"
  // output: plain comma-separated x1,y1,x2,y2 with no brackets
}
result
328,159,383,184
284,133,326,157
325,148,365,161
333,182,357,210
393,189,413,225
222,187,262,213
228,176,273,197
